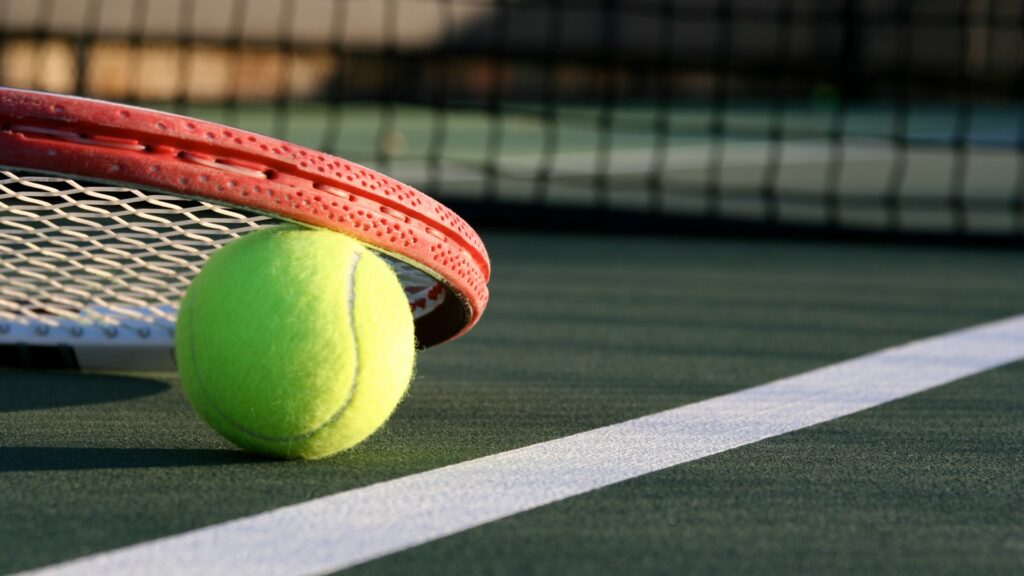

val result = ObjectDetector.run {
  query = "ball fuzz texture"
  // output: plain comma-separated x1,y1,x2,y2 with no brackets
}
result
175,225,415,460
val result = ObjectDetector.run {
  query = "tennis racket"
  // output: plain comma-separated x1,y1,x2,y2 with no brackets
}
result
0,88,490,372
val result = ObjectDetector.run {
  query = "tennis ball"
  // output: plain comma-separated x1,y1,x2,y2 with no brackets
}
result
175,225,415,460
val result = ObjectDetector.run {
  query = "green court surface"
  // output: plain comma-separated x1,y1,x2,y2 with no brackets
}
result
2,232,1022,575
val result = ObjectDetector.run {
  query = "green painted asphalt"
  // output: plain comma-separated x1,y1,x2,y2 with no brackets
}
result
2,232,1023,575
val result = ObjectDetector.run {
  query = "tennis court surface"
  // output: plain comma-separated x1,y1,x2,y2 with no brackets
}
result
2,1,1023,575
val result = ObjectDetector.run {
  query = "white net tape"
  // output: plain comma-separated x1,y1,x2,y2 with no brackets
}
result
0,170,442,349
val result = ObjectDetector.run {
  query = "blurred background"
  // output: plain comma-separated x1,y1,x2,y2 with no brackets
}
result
2,0,1022,239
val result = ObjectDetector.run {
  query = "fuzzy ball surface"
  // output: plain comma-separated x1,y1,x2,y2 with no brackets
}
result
175,225,415,459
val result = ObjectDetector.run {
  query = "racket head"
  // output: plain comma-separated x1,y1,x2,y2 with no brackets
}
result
0,88,490,371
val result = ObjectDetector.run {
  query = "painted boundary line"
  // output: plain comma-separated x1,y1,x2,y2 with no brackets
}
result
23,314,1024,576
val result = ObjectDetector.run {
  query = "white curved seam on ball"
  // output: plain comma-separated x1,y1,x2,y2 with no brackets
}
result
188,250,363,443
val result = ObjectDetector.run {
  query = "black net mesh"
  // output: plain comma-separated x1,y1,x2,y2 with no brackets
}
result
1,0,1022,240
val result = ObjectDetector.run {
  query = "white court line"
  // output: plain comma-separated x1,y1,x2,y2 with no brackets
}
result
23,313,1024,576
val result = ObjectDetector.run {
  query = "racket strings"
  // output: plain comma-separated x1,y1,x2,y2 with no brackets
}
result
0,170,269,333
0,170,444,337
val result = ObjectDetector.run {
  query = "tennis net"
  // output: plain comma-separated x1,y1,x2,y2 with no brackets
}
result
1,0,1022,240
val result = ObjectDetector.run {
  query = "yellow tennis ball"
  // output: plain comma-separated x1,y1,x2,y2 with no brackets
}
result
175,225,415,460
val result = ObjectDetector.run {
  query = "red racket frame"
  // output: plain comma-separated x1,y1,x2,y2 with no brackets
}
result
0,88,489,347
